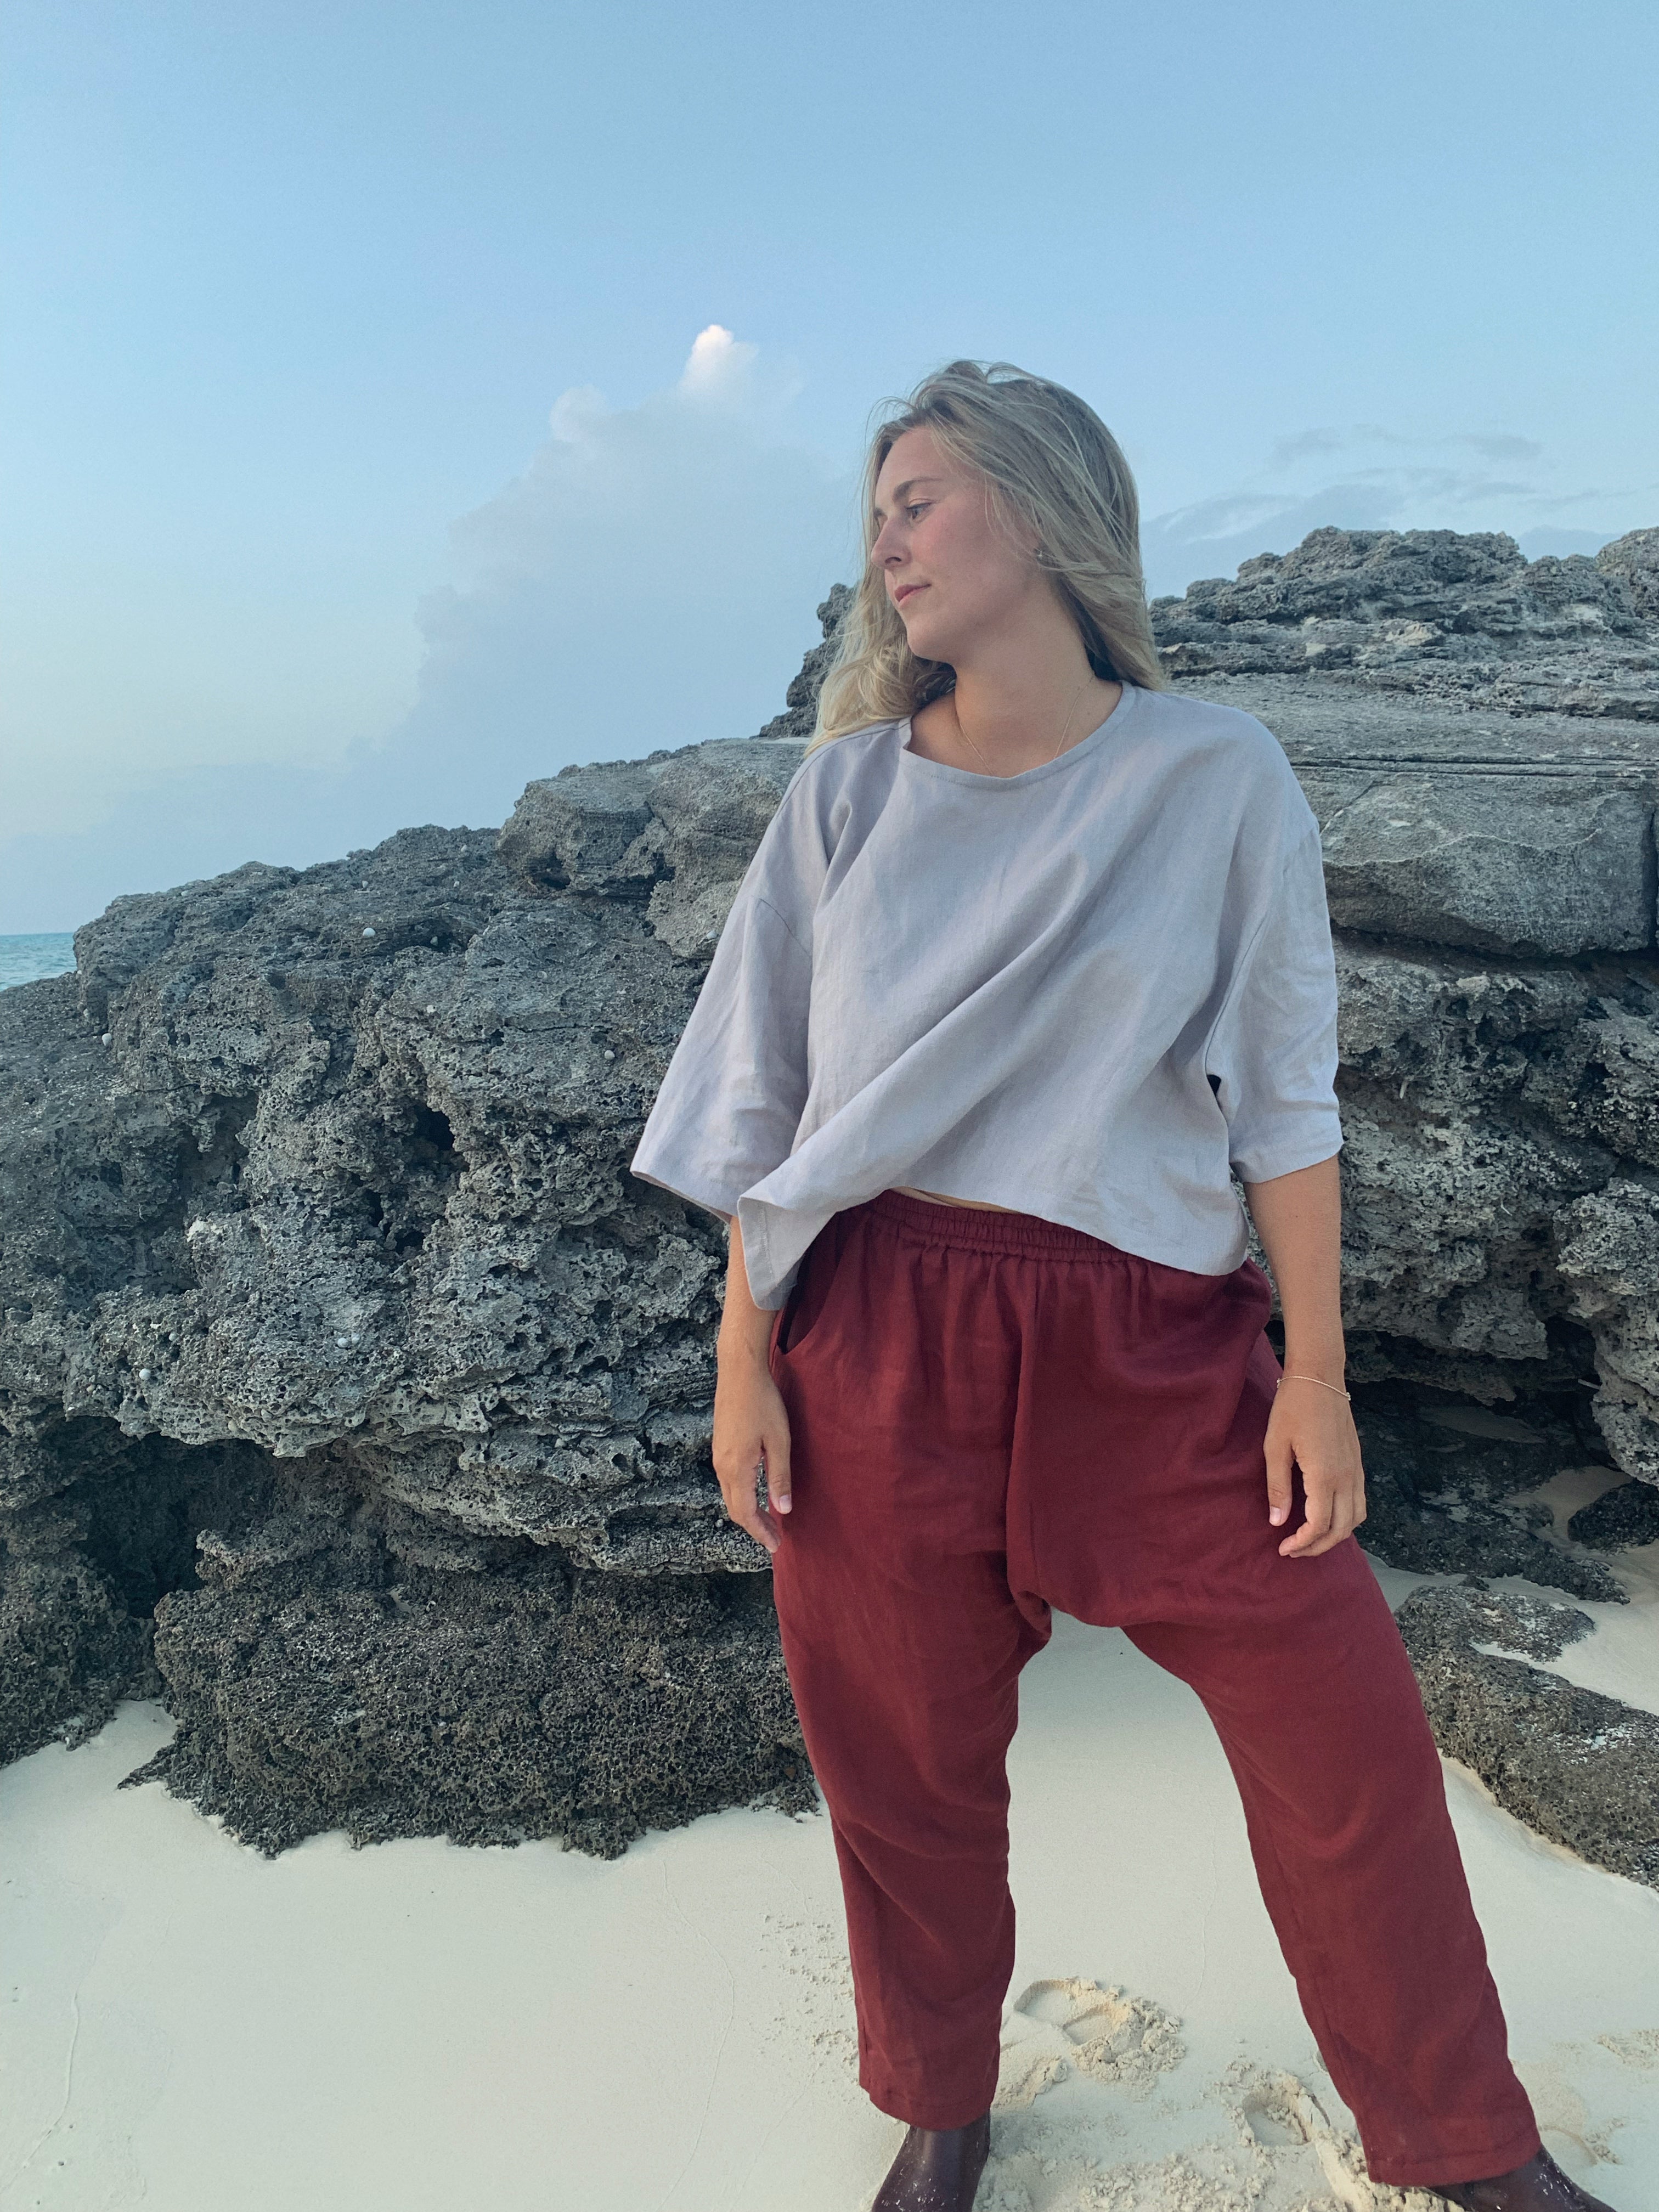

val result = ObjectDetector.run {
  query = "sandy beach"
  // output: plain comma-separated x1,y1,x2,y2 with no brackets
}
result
4,1550,1656,2212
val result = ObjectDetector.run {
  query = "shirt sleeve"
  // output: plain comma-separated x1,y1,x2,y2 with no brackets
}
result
1203,820,1343,1184
628,877,813,1225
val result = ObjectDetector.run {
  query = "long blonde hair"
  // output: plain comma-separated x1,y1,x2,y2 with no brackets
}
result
808,359,1164,754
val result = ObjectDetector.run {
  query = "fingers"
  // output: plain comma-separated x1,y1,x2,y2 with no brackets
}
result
718,1458,778,1555
1279,1463,1364,1559
1268,1389,1367,1560
714,1424,792,1558
1264,1431,1295,1530
1279,1477,1335,1558
765,1426,792,1518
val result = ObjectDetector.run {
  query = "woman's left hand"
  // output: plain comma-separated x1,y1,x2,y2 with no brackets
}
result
1265,1376,1367,1559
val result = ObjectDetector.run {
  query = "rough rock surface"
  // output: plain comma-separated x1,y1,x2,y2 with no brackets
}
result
1150,523,1659,721
0,771,815,1852
1569,1477,1659,1551
3,523,1656,1870
1342,1388,1621,1602
1397,1581,1659,1889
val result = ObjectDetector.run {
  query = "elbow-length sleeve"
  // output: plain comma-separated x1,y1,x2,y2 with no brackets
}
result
1204,820,1343,1185
629,876,814,1224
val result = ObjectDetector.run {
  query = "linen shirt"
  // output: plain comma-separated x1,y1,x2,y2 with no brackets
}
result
629,680,1342,1310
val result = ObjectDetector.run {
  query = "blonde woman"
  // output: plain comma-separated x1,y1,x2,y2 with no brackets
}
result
631,362,1606,2212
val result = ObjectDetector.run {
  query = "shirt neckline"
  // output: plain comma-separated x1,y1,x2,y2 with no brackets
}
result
897,679,1139,790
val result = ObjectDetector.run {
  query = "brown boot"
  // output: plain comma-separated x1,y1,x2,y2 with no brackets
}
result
1433,2146,1617,2210
870,2111,991,2210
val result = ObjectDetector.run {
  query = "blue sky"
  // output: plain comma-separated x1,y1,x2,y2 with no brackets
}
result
4,0,1656,930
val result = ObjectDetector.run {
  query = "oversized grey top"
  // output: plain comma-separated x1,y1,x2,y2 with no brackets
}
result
630,680,1342,1310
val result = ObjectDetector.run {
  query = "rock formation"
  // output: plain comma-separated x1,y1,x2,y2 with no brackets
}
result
1151,523,1659,719
0,766,812,1852
2,524,1656,1877
1397,1581,1659,1889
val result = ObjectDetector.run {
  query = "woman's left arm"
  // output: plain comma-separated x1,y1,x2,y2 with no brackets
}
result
1241,1152,1367,1559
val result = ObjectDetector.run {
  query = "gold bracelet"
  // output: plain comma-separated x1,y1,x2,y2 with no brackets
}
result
1278,1373,1351,1402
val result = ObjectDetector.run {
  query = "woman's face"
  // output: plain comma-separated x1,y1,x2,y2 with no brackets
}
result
870,424,1045,666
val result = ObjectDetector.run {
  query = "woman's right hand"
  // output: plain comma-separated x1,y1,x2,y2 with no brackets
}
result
712,1350,793,1555
711,1212,793,1556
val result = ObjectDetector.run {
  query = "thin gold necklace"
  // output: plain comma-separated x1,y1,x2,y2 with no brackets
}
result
951,670,1093,774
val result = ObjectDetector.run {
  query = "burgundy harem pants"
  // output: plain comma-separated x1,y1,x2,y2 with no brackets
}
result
764,1189,1541,2192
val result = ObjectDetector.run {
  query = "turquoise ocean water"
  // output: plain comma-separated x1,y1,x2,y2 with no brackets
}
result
0,934,76,992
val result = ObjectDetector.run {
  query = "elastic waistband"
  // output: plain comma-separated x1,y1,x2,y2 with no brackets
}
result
862,1187,1127,1262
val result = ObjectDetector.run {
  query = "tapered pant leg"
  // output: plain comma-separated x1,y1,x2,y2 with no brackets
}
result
1009,1242,1542,2190
1126,1570,1540,2187
767,1204,1049,2129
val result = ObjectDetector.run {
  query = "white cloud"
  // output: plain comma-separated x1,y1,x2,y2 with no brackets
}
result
1,330,855,933
676,321,759,395
360,324,850,833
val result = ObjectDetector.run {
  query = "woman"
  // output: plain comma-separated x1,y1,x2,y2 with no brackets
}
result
630,360,1611,2212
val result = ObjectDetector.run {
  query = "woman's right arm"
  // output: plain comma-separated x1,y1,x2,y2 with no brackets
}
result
629,771,832,1554
711,1211,794,1556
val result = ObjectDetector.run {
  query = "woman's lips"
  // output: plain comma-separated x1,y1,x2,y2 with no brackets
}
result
894,583,925,606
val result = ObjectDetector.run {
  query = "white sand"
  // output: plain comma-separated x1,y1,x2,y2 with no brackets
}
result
4,1561,1657,2211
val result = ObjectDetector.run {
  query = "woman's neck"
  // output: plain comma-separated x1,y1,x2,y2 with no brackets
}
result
927,592,1120,772
919,661,1122,776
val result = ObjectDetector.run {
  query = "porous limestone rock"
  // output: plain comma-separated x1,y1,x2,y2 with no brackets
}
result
1569,1477,1659,1551
0,820,815,1848
1340,1390,1621,1603
1143,538,1659,1539
1149,524,1659,721
3,523,1657,1870
1397,1581,1659,1889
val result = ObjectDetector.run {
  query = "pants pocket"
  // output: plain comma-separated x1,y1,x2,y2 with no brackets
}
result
775,1221,845,1359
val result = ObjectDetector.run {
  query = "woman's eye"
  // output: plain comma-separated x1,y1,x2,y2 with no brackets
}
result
905,502,930,522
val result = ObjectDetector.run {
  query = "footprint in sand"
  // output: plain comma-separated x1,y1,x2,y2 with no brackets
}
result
984,1989,1443,2212
994,1978,1187,2111
1224,2066,1446,2211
